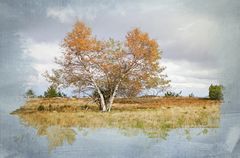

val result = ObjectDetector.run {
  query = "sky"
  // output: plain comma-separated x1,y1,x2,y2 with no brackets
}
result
0,0,239,98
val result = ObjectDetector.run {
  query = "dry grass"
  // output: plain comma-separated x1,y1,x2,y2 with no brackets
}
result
113,97,219,110
12,97,221,139
14,97,220,112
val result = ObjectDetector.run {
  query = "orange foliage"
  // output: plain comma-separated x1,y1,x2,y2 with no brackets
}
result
46,21,170,111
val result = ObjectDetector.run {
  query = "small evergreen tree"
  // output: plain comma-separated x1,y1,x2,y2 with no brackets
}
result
25,89,35,98
209,84,223,100
44,85,66,98
44,85,59,98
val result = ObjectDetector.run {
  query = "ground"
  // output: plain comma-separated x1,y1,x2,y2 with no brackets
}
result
12,97,221,139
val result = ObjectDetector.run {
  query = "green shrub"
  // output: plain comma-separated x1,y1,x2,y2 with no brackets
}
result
164,91,182,97
44,85,66,98
209,84,223,100
37,105,45,111
25,89,35,98
44,85,58,98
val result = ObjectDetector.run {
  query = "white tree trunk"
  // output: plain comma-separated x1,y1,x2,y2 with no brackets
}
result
96,88,107,112
107,84,119,112
91,79,107,112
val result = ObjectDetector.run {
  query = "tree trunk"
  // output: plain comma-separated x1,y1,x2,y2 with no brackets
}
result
107,84,119,112
98,89,107,112
91,79,107,112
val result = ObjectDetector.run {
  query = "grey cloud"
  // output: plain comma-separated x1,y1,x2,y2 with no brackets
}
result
179,0,240,112
0,0,224,97
180,0,240,22
1,0,239,104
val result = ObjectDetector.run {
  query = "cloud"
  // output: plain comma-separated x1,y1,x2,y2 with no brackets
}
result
24,38,61,63
177,22,197,31
162,59,219,96
0,0,228,98
22,38,62,93
47,6,75,23
20,1,222,97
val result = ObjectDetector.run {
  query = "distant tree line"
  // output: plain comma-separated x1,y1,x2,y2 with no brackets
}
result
163,84,223,100
25,85,67,99
25,84,223,101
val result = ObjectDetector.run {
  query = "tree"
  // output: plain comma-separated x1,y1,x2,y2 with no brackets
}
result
45,21,170,112
25,89,35,98
209,84,223,100
44,85,59,98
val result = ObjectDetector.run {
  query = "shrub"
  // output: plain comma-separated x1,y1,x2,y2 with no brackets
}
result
189,93,194,98
48,104,52,111
164,91,182,97
37,105,45,111
25,89,35,98
44,85,65,98
44,85,58,98
209,84,223,100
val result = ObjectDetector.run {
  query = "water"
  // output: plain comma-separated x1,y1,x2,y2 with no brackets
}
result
1,97,240,158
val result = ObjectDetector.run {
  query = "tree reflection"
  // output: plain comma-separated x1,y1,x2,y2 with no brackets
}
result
44,126,76,152
15,110,219,152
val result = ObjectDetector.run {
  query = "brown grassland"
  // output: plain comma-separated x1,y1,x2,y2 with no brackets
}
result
12,97,221,139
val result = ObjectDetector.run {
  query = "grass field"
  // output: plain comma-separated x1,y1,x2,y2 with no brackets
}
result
12,97,221,139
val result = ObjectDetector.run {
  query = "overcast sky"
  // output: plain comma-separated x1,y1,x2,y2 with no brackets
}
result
1,0,239,98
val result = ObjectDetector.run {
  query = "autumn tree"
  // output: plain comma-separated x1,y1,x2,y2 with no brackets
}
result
46,21,170,112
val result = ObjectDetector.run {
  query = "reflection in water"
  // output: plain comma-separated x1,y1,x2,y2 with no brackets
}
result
13,124,77,152
14,111,218,152
40,126,76,152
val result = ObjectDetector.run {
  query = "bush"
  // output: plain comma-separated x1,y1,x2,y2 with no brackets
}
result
189,93,194,98
44,85,58,98
25,89,35,98
164,91,182,97
44,85,66,98
209,84,223,100
37,105,45,111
